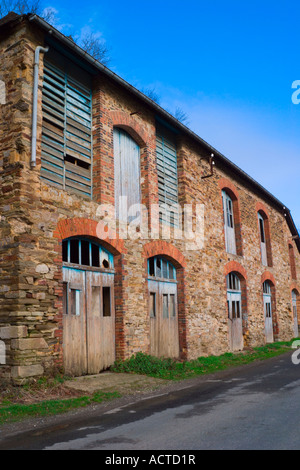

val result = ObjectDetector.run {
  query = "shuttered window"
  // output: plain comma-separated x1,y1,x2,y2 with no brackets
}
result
41,60,92,199
113,128,141,222
222,190,237,255
156,125,179,226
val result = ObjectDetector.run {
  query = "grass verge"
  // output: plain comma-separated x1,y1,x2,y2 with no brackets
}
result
0,390,120,426
111,340,296,380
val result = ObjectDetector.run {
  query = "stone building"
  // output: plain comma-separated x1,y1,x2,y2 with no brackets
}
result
0,12,299,381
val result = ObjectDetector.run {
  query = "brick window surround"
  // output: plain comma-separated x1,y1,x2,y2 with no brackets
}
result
256,202,273,268
218,178,243,257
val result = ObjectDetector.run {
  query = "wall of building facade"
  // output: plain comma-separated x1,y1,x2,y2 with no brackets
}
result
0,19,299,381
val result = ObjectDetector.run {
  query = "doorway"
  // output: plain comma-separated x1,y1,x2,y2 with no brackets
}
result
227,273,244,351
62,238,115,376
148,256,179,358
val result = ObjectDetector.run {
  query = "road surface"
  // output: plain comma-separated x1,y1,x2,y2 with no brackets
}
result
0,351,300,450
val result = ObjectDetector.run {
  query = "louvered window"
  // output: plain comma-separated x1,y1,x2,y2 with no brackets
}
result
41,60,92,199
156,125,179,226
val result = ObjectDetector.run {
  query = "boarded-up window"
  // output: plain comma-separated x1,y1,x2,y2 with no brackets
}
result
41,57,92,199
0,80,5,105
113,127,141,222
156,124,179,226
258,211,273,267
222,191,237,255
258,212,267,266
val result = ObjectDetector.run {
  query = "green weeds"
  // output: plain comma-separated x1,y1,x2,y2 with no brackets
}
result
111,340,295,381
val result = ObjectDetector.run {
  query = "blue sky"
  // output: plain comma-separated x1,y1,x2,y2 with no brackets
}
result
39,0,300,230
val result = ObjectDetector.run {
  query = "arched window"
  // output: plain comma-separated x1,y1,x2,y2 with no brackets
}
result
62,237,114,269
258,211,272,267
148,256,176,281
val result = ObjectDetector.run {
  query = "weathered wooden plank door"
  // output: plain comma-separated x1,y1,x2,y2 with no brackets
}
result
258,213,267,266
113,127,141,222
292,291,299,338
86,271,115,374
222,190,236,255
63,267,87,376
263,287,274,343
149,280,179,358
227,291,244,351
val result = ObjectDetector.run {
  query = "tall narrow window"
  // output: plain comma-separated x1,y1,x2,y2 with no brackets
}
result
41,56,92,199
156,124,179,226
258,212,267,266
222,191,237,255
113,127,141,223
258,211,272,267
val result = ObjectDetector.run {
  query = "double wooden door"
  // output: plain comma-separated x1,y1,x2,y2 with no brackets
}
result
148,280,179,359
227,291,244,351
292,291,299,338
63,267,115,376
263,293,274,343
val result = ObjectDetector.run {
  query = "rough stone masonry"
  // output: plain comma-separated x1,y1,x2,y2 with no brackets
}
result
0,12,299,382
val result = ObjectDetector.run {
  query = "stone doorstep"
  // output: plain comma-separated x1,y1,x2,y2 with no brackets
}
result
64,372,168,395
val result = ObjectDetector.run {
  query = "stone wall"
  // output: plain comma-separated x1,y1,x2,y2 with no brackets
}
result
0,18,299,381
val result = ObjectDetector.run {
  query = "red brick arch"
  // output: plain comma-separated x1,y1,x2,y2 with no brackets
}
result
218,177,240,202
224,260,248,281
54,217,125,255
256,201,270,220
109,110,148,147
261,271,276,287
142,240,187,269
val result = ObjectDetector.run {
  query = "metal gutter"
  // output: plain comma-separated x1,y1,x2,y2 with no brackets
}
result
31,45,49,168
23,13,300,249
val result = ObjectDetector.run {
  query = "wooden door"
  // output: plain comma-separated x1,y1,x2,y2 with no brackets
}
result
149,280,179,359
292,291,299,338
63,267,87,376
227,291,244,351
63,267,115,376
86,271,115,374
264,293,274,343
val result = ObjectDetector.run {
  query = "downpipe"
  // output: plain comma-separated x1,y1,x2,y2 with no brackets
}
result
31,45,49,168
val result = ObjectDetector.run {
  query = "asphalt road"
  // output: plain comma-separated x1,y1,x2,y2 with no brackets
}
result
1,351,300,450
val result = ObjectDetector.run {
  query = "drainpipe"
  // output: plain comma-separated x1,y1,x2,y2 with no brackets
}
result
31,45,49,168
